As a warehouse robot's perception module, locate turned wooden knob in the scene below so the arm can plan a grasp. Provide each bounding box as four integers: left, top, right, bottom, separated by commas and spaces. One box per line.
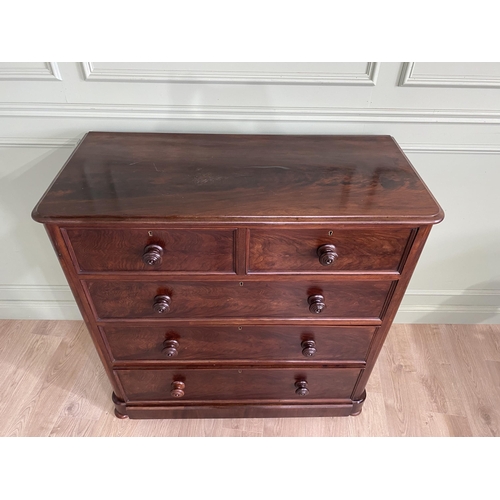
153, 294, 171, 314
308, 294, 325, 314
163, 339, 179, 357
295, 380, 309, 396
317, 244, 338, 266
171, 381, 185, 398
142, 244, 163, 266
301, 340, 317, 357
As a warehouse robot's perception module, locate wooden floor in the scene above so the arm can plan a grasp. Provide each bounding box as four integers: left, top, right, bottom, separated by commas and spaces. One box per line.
0, 320, 499, 436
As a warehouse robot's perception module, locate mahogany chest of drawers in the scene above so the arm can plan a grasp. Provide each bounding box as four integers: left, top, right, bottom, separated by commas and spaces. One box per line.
32, 132, 443, 419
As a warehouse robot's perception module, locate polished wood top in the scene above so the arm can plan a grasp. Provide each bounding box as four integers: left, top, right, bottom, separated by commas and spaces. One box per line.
32, 132, 444, 224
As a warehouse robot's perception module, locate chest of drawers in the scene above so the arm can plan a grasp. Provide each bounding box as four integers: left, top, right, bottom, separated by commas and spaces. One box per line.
32, 132, 443, 419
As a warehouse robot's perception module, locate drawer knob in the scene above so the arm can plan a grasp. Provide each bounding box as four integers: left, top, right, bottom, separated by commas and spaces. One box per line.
317, 244, 338, 266
153, 294, 171, 314
163, 339, 179, 357
142, 244, 164, 266
171, 380, 185, 398
308, 294, 325, 314
301, 340, 317, 357
295, 380, 309, 396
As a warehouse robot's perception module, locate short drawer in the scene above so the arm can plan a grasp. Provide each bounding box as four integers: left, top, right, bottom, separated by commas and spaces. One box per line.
102, 325, 376, 363
64, 228, 235, 273
248, 228, 412, 273
116, 367, 362, 402
86, 279, 394, 320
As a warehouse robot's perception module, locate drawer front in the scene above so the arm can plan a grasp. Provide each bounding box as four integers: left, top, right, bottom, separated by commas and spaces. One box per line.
86, 280, 393, 320
65, 228, 235, 273
117, 368, 362, 402
248, 228, 412, 273
103, 325, 376, 362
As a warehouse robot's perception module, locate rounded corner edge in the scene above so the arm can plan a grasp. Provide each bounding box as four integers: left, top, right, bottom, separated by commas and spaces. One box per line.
430, 207, 445, 225
31, 206, 44, 223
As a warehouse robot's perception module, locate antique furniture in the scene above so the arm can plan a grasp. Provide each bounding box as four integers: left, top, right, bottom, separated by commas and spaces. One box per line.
32, 132, 443, 419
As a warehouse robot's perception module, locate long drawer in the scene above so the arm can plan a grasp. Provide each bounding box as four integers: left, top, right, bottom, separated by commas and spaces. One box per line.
102, 325, 376, 363
85, 279, 394, 320
64, 228, 235, 273
248, 228, 412, 273
116, 367, 362, 402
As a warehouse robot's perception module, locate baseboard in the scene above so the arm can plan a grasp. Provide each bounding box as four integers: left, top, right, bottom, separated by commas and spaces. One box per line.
394, 305, 500, 324
0, 301, 81, 320
0, 285, 81, 320
395, 289, 500, 324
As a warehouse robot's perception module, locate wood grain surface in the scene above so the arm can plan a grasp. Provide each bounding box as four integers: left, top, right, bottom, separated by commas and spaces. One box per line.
1, 320, 498, 436
85, 279, 393, 320
65, 227, 235, 273
31, 133, 444, 224
102, 324, 375, 364
116, 367, 361, 402
248, 227, 412, 273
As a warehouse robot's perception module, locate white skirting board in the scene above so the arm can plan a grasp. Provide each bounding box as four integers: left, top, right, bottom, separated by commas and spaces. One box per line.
394, 305, 500, 324
1, 285, 499, 324
0, 286, 81, 320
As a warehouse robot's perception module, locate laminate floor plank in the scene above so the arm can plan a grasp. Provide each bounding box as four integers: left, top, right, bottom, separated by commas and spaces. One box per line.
1, 320, 499, 437
407, 325, 465, 417
262, 417, 316, 437
440, 325, 500, 436
147, 419, 191, 438
121, 418, 187, 437
0, 322, 65, 436
222, 417, 265, 437
480, 360, 500, 436
380, 368, 431, 436
417, 411, 468, 437
83, 410, 129, 437
178, 418, 262, 437
0, 320, 33, 363
21, 324, 91, 437
486, 325, 500, 361
49, 416, 98, 437
363, 356, 383, 394
377, 331, 433, 436
345, 391, 390, 437
53, 329, 110, 423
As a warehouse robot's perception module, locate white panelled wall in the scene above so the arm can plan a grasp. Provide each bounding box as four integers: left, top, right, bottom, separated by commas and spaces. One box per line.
1, 62, 499, 323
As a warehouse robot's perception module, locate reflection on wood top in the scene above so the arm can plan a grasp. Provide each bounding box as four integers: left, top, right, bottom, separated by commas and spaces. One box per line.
32, 132, 444, 224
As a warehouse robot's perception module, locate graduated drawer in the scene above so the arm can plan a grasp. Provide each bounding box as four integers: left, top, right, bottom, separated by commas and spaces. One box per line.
86, 279, 393, 320
103, 325, 376, 363
248, 228, 412, 273
64, 228, 235, 273
116, 367, 362, 402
